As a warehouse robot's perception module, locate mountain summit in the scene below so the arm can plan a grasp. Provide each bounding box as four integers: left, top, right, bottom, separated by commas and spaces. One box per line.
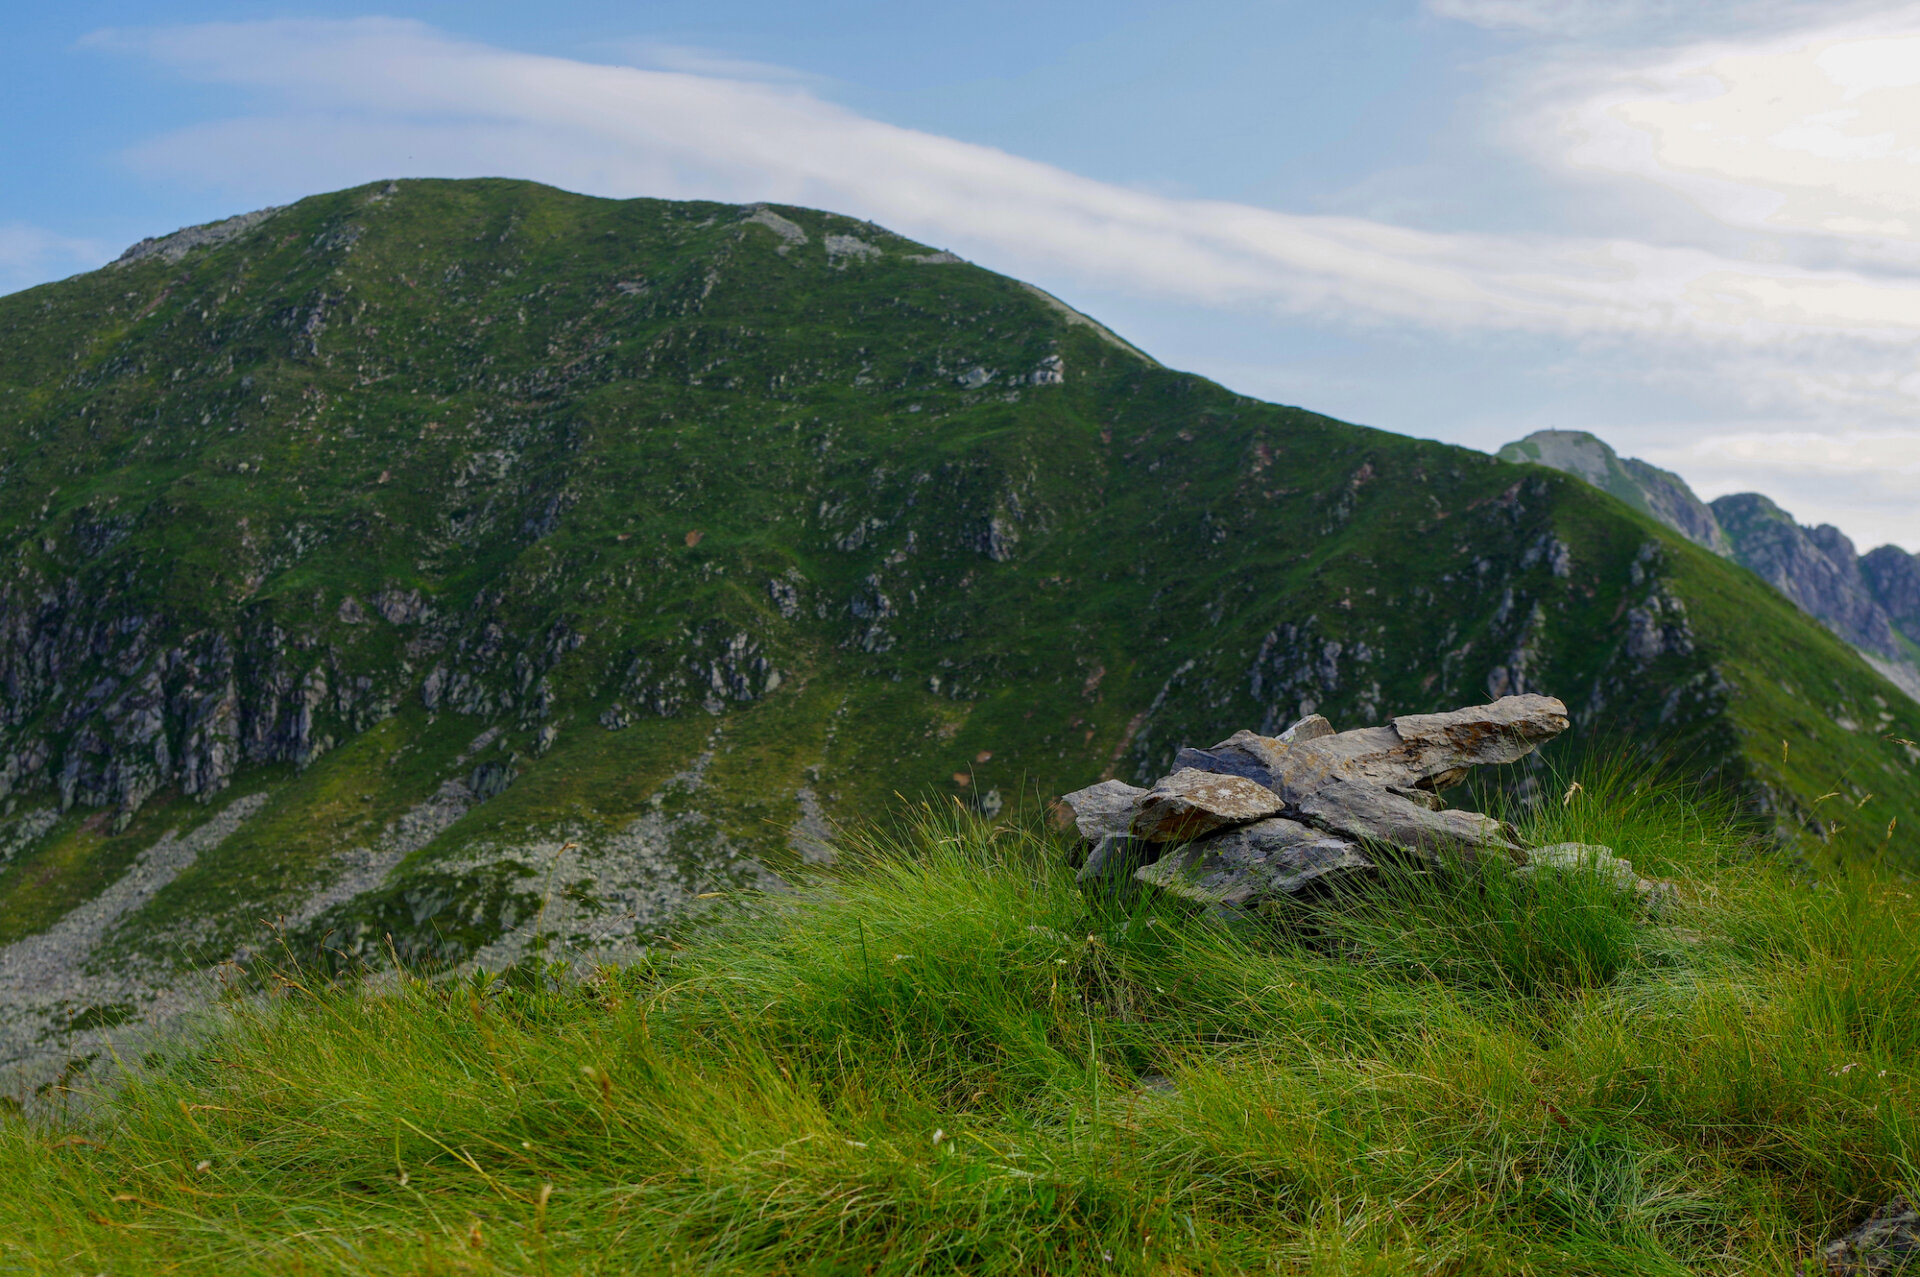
0, 180, 1913, 1073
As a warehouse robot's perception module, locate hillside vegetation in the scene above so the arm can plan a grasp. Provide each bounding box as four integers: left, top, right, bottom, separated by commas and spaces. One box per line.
0, 178, 1914, 1073
2, 769, 1915, 1275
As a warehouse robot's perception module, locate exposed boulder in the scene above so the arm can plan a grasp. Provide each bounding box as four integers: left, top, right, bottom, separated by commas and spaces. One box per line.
1136, 818, 1372, 906
1130, 769, 1286, 843
1292, 780, 1522, 861
1170, 715, 1334, 788
1076, 834, 1159, 896
1518, 842, 1638, 892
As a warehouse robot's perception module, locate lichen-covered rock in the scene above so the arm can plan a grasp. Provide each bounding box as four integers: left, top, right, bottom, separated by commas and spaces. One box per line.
1292, 779, 1523, 861
1135, 817, 1371, 906
1131, 768, 1286, 843
1518, 842, 1639, 891
1271, 695, 1569, 804
1801, 1196, 1919, 1275
1056, 779, 1149, 844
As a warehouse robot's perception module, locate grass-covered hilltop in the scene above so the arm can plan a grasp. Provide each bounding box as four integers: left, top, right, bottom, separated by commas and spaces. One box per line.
0, 178, 1915, 1079
2, 779, 1917, 1273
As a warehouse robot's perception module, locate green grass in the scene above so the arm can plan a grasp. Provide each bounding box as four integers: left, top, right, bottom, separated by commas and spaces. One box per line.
3, 768, 1916, 1274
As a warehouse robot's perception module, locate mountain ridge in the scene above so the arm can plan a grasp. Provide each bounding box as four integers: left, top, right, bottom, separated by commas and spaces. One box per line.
0, 178, 1913, 1076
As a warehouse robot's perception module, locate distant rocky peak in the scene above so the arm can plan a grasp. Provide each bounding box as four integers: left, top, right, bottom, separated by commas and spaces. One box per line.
1501, 431, 1920, 704
1497, 430, 1728, 555
1863, 545, 1920, 646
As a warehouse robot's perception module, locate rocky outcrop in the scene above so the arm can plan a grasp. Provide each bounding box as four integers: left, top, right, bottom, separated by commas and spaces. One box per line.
1130, 769, 1285, 842
112, 206, 282, 268
1059, 694, 1656, 913
1862, 546, 1920, 647
1711, 495, 1901, 659
1137, 818, 1372, 905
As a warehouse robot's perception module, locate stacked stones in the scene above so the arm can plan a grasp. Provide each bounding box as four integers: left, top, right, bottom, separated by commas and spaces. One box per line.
1058, 694, 1659, 910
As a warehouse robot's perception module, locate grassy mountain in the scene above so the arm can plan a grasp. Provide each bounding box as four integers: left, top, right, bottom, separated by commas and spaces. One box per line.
0, 179, 1914, 1071
5, 776, 1918, 1273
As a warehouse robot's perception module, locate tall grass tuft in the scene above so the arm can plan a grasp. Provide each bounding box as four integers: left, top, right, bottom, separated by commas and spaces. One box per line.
0, 772, 1916, 1274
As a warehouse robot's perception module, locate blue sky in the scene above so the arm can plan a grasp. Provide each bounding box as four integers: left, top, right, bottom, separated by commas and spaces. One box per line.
7, 0, 1920, 551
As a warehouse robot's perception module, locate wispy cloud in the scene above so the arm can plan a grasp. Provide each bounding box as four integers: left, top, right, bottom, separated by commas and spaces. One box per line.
78, 15, 1920, 546
0, 223, 109, 296
89, 19, 1920, 343
1558, 5, 1920, 250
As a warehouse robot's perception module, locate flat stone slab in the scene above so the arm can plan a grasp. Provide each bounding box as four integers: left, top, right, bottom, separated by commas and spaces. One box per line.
1272, 695, 1569, 803
1170, 716, 1334, 788
1135, 817, 1373, 906
1131, 768, 1286, 842
1056, 779, 1149, 844
1292, 780, 1523, 861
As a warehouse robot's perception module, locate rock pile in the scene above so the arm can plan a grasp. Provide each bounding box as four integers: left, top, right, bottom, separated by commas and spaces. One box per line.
1058, 694, 1661, 910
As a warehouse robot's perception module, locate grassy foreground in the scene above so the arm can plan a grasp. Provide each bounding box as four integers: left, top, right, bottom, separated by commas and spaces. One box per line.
2, 773, 1916, 1275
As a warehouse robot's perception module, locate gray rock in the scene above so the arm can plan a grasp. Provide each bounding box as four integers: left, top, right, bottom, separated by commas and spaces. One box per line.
1863, 545, 1920, 647
1131, 768, 1286, 843
1801, 1196, 1919, 1275
1518, 842, 1639, 892
1385, 784, 1446, 811
1135, 817, 1372, 906
1057, 779, 1149, 844
1292, 780, 1522, 861
1271, 694, 1568, 804
1498, 430, 1731, 555
372, 588, 429, 625
113, 206, 282, 267
1170, 716, 1334, 788
1277, 714, 1337, 744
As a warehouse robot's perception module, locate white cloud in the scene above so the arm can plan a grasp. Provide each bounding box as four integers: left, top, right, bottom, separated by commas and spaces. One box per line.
91, 18, 1920, 347
1425, 0, 1872, 36
78, 16, 1920, 546
0, 223, 109, 296
1427, 0, 1656, 34
1562, 8, 1920, 245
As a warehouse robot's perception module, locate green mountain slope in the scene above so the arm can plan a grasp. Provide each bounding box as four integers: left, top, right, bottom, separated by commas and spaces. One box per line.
0, 179, 1913, 1067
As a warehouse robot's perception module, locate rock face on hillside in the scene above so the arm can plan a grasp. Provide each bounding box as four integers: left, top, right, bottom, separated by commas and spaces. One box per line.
1062, 694, 1661, 912
1710, 495, 1900, 658
1802, 1195, 1920, 1276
